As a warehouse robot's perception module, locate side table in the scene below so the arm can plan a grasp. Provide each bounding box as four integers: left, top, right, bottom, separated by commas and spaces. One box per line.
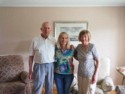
116, 67, 125, 85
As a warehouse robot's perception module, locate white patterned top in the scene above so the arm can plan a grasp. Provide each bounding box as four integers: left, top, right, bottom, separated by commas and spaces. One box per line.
74, 43, 99, 78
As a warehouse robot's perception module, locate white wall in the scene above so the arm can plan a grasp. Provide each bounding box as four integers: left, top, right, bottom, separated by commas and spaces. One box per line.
0, 7, 125, 85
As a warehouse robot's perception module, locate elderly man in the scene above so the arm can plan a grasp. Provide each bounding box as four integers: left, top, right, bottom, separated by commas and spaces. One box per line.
29, 21, 56, 94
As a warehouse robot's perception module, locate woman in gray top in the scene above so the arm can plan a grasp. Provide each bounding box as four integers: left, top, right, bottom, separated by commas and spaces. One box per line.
74, 30, 100, 94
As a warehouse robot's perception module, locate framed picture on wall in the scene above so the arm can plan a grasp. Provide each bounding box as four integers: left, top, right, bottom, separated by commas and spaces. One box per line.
53, 21, 88, 41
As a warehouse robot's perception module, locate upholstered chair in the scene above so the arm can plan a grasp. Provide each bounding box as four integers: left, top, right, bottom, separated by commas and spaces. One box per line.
95, 57, 115, 94
0, 55, 31, 94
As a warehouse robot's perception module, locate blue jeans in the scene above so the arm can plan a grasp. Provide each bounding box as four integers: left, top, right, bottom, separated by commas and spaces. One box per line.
54, 73, 74, 94
33, 63, 54, 94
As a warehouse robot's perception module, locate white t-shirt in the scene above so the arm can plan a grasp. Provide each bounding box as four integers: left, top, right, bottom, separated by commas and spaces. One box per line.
29, 35, 56, 64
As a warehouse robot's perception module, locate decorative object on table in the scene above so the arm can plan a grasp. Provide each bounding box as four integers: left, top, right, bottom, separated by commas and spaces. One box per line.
116, 67, 125, 75
116, 67, 125, 84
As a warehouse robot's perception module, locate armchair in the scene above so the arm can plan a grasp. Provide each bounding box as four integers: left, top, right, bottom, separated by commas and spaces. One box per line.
95, 57, 115, 94
0, 55, 31, 94
71, 57, 115, 94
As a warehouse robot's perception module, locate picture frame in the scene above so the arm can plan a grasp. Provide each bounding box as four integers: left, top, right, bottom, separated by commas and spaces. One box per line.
53, 21, 88, 41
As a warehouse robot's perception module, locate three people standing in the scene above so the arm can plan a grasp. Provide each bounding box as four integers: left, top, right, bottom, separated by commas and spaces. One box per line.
29, 21, 99, 94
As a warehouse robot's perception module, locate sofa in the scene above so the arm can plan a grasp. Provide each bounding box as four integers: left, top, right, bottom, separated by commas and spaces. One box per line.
0, 55, 31, 94
71, 57, 115, 94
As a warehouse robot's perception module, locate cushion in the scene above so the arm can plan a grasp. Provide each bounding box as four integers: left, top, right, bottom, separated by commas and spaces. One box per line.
101, 76, 115, 92
0, 81, 25, 94
70, 74, 79, 93
20, 71, 30, 84
95, 87, 103, 94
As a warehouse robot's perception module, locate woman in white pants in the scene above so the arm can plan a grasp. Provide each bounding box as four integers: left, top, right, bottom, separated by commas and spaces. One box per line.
74, 30, 100, 94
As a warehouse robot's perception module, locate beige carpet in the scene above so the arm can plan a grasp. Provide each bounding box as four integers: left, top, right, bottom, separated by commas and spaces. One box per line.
110, 90, 116, 94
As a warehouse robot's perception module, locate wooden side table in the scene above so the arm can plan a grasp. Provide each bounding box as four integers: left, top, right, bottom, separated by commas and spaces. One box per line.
116, 67, 125, 85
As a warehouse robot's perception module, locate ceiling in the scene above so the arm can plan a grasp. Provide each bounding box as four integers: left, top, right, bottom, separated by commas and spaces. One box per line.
0, 0, 125, 7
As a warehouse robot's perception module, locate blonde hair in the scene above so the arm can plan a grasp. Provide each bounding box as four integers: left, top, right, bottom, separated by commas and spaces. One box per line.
56, 32, 70, 49
78, 30, 91, 42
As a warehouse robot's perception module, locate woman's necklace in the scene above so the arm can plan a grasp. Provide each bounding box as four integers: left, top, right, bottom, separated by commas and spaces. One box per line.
61, 46, 67, 53
82, 44, 89, 52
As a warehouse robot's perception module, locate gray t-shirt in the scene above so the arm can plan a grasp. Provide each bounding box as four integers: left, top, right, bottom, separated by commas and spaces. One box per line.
74, 43, 99, 78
